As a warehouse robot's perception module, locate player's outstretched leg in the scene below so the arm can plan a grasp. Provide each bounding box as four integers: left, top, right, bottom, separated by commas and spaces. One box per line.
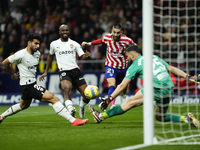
186, 112, 200, 128
71, 119, 89, 126
89, 105, 103, 123
0, 103, 22, 124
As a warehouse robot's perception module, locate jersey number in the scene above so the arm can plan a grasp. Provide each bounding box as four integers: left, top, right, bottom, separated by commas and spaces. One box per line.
107, 68, 114, 74
153, 57, 166, 75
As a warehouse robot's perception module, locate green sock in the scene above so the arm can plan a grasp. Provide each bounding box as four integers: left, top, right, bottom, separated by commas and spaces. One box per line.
104, 105, 125, 118
164, 113, 181, 122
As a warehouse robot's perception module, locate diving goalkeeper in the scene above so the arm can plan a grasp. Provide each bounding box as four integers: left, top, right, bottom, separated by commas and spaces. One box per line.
89, 45, 200, 128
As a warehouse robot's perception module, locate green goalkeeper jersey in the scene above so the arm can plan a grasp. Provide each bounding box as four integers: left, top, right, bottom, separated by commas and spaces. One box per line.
125, 55, 174, 88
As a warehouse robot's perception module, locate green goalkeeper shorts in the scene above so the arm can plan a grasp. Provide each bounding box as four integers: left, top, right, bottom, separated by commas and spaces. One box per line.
141, 87, 173, 108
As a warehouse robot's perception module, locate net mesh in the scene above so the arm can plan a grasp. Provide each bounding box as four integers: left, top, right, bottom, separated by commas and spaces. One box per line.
153, 0, 200, 144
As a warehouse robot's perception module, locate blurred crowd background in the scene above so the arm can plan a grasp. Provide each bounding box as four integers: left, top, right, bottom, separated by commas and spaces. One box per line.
0, 0, 142, 71
0, 0, 200, 94
0, 0, 142, 94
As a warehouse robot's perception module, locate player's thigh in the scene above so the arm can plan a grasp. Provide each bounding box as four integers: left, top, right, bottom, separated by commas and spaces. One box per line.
40, 90, 58, 104
121, 90, 143, 111
73, 74, 88, 97
105, 66, 117, 86
154, 88, 172, 115
116, 68, 127, 85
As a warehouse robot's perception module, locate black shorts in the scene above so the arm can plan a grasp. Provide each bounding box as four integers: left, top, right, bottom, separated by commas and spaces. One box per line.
20, 82, 46, 100
59, 68, 86, 88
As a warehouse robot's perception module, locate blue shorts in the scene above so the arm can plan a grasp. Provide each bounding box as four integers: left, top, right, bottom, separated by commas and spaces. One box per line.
105, 66, 127, 85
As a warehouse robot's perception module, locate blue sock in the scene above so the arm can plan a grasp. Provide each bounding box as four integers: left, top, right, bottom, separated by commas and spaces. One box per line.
108, 86, 115, 96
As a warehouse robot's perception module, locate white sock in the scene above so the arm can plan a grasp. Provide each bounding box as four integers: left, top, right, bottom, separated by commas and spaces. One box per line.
53, 101, 75, 123
80, 100, 88, 108
99, 113, 104, 120
1, 103, 22, 119
65, 100, 73, 110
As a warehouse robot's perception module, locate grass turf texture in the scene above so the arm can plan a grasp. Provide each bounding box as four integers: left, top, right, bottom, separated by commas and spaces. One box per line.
0, 105, 199, 150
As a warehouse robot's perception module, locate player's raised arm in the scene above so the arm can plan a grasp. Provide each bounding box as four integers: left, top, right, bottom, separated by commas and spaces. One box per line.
166, 65, 187, 78
81, 39, 103, 48
166, 65, 200, 83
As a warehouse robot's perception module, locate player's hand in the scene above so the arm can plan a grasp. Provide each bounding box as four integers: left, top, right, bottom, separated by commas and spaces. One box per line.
11, 72, 19, 80
186, 74, 200, 84
39, 72, 47, 81
85, 50, 91, 58
98, 96, 113, 111
81, 41, 89, 48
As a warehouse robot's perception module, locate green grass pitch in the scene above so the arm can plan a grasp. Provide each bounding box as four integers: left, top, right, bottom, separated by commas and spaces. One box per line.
0, 105, 200, 150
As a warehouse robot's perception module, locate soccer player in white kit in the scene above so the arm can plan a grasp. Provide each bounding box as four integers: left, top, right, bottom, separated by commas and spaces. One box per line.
0, 33, 89, 126
39, 24, 91, 119
81, 24, 136, 109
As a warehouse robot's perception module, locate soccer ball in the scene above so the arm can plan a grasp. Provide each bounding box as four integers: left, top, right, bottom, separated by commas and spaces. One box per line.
84, 85, 100, 99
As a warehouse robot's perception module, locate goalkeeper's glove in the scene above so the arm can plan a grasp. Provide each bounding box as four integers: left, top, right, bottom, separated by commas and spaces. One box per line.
185, 74, 200, 83
98, 96, 114, 111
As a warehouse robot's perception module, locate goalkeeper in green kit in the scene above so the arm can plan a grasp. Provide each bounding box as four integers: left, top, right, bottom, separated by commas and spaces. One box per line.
89, 45, 200, 128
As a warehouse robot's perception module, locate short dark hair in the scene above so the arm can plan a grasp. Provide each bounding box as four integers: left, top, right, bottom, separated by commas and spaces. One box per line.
113, 24, 122, 30
126, 45, 142, 55
27, 33, 43, 42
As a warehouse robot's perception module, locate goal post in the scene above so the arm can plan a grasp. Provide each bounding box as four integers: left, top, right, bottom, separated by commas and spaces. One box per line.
143, 0, 155, 146
143, 0, 200, 146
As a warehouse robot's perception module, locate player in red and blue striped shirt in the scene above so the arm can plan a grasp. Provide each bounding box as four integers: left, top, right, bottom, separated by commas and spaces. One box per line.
82, 24, 136, 109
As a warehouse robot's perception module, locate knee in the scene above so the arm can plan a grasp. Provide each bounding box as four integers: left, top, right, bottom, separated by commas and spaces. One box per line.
20, 104, 30, 110
51, 95, 59, 104
62, 86, 71, 94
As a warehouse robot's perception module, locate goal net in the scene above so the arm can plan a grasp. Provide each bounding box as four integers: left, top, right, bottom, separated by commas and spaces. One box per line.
153, 0, 200, 144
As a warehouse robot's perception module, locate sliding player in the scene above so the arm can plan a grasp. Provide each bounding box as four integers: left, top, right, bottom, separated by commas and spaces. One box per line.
89, 45, 200, 128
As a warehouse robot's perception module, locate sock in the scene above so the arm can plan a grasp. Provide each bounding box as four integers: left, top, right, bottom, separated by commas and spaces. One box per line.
65, 100, 73, 110
103, 105, 125, 119
164, 113, 182, 122
53, 101, 75, 123
108, 86, 116, 106
80, 100, 88, 108
1, 103, 22, 119
180, 115, 189, 123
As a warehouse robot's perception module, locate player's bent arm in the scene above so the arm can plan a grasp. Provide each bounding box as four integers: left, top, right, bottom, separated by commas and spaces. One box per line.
111, 78, 131, 99
2, 58, 14, 75
166, 65, 187, 78
2, 58, 18, 79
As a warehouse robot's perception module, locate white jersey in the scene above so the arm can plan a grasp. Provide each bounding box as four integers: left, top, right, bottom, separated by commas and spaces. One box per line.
50, 38, 84, 71
8, 48, 40, 85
